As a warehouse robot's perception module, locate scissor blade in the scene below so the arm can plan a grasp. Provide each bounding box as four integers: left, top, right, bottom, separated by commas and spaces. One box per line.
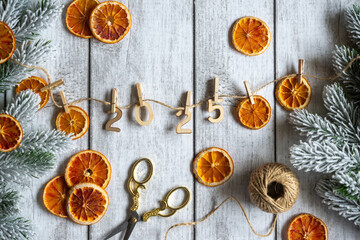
103, 220, 129, 240
123, 220, 137, 240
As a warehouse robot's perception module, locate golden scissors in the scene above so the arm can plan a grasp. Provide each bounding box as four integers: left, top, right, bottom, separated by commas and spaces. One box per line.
104, 158, 191, 240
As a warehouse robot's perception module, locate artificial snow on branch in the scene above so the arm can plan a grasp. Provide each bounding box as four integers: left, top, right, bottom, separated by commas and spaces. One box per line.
345, 4, 360, 48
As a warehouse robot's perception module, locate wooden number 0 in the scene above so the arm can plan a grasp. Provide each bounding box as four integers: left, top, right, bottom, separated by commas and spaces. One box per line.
176, 91, 192, 134
105, 107, 122, 132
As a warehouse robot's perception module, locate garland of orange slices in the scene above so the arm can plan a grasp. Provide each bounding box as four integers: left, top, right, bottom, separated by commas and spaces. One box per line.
0, 1, 347, 238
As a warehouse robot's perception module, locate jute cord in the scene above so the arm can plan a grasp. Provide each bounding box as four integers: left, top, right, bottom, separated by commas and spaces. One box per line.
164, 196, 278, 240
10, 55, 360, 112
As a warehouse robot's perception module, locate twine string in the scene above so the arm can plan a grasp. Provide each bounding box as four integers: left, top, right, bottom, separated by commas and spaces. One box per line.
164, 196, 278, 240
10, 55, 360, 112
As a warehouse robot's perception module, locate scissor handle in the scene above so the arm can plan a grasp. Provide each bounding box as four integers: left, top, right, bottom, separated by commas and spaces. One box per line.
131, 158, 154, 184
162, 186, 191, 211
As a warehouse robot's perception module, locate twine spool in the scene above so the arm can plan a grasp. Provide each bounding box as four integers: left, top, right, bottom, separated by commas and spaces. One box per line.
249, 162, 299, 214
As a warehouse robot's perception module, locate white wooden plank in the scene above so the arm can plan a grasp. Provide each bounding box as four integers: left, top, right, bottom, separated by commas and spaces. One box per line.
16, 2, 89, 239
276, 0, 360, 239
194, 1, 276, 240
88, 0, 194, 239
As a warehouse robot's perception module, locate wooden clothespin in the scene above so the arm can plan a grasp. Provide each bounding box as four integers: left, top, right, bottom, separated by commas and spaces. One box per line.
208, 77, 224, 123
134, 83, 153, 126
60, 91, 69, 113
40, 79, 64, 92
176, 91, 192, 134
298, 59, 304, 84
244, 81, 254, 105
136, 83, 144, 107
109, 88, 118, 113
213, 77, 222, 103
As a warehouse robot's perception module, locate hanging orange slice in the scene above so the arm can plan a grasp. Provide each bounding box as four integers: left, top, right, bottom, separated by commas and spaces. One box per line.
193, 147, 234, 187
67, 183, 109, 225
64, 150, 111, 189
0, 114, 23, 152
89, 1, 132, 44
43, 176, 69, 218
65, 0, 100, 38
232, 16, 271, 56
236, 95, 271, 130
0, 21, 16, 64
288, 213, 328, 240
55, 106, 89, 140
275, 76, 312, 111
16, 76, 50, 109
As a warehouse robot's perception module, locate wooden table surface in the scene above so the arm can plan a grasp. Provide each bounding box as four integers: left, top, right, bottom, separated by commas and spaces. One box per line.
8, 0, 360, 239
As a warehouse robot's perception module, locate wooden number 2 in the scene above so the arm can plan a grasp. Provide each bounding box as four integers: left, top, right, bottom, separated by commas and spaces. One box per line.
176, 91, 192, 134
105, 107, 122, 132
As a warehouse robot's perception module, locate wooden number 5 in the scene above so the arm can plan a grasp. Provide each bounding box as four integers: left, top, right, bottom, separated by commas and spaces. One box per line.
176, 91, 192, 134
208, 99, 224, 123
105, 107, 122, 132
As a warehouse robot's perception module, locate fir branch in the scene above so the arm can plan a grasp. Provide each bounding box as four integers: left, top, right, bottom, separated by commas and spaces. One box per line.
0, 183, 19, 217
19, 129, 72, 155
0, 151, 55, 183
333, 169, 360, 201
345, 4, 360, 48
323, 83, 360, 142
332, 46, 360, 105
0, 217, 33, 240
290, 140, 360, 173
0, 40, 51, 92
14, 0, 62, 41
316, 178, 360, 226
0, 0, 26, 30
2, 90, 40, 128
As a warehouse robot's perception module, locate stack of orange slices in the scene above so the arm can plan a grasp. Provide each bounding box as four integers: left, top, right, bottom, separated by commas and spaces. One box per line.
65, 0, 132, 44
43, 150, 111, 225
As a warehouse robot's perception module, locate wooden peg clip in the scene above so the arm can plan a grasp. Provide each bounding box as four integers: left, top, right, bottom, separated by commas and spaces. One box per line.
208, 77, 224, 123
244, 81, 254, 105
109, 88, 118, 113
134, 83, 153, 126
136, 83, 144, 107
60, 91, 69, 113
298, 59, 304, 84
176, 91, 192, 134
40, 79, 64, 92
213, 77, 221, 103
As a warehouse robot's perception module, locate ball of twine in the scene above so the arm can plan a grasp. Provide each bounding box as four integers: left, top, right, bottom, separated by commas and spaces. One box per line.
249, 162, 299, 214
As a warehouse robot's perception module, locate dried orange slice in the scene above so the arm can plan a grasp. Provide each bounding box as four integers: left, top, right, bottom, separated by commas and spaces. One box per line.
236, 96, 271, 130
276, 76, 312, 111
43, 176, 69, 218
65, 150, 111, 189
89, 1, 132, 44
288, 213, 328, 240
193, 147, 234, 187
0, 21, 16, 64
65, 0, 100, 38
232, 16, 271, 56
67, 183, 109, 225
55, 106, 89, 140
0, 114, 23, 152
16, 76, 50, 109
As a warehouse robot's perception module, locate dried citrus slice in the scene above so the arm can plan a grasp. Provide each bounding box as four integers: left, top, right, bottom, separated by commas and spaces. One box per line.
43, 176, 69, 218
0, 21, 16, 64
275, 76, 312, 111
193, 147, 234, 187
55, 106, 89, 140
65, 150, 111, 189
232, 16, 271, 56
288, 213, 328, 240
67, 183, 109, 225
0, 114, 23, 152
236, 95, 271, 130
16, 76, 50, 109
65, 0, 100, 38
89, 1, 132, 44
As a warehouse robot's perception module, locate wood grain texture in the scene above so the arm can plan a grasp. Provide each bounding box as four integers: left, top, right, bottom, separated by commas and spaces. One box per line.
193, 0, 276, 239
0, 0, 359, 239
275, 0, 360, 239
88, 0, 194, 239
